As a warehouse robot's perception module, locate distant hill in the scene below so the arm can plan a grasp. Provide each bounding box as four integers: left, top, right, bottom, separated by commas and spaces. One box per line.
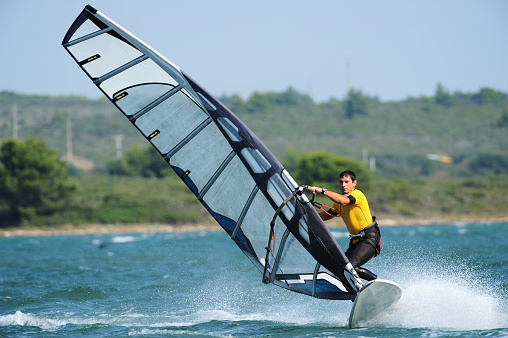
1, 87, 507, 177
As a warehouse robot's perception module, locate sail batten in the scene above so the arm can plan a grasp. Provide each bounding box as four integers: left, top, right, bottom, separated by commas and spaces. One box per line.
62, 5, 362, 302
93, 55, 149, 85
129, 84, 184, 121
63, 27, 112, 47
231, 186, 259, 239
163, 117, 213, 160
197, 151, 236, 201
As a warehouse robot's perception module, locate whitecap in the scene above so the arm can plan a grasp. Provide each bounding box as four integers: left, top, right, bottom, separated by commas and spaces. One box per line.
0, 311, 65, 330
111, 236, 139, 243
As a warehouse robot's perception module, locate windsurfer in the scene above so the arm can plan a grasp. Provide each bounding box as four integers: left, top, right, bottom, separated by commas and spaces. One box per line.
308, 170, 380, 281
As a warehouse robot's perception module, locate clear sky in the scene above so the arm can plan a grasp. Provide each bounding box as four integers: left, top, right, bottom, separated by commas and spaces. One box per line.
1, 0, 507, 102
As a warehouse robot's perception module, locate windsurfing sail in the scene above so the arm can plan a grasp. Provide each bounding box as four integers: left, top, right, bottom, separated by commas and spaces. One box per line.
62, 5, 363, 300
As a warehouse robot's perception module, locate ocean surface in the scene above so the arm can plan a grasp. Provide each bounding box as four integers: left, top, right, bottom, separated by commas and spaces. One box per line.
1, 222, 507, 337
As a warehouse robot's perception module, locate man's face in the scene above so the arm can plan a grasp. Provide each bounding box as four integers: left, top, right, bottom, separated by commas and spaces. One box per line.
339, 175, 357, 194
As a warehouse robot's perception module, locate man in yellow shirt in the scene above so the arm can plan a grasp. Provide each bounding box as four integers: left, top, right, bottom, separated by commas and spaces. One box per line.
308, 170, 380, 281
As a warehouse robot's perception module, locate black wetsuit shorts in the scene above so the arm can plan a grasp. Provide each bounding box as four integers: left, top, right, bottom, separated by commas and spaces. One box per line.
345, 222, 381, 281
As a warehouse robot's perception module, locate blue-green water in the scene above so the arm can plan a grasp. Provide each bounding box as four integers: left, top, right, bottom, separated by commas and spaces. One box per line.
1, 223, 507, 337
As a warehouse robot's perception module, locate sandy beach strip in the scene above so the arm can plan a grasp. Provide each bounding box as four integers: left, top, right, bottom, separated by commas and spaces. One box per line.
1, 215, 508, 238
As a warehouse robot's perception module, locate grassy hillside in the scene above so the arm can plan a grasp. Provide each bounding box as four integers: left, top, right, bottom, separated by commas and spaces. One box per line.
1, 88, 507, 228
1, 174, 506, 228
236, 95, 508, 178
1, 89, 506, 178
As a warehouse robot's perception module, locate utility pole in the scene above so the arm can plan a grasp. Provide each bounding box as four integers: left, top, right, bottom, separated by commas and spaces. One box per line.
346, 57, 352, 91
113, 134, 124, 158
66, 119, 73, 161
363, 148, 368, 166
12, 104, 18, 139
369, 156, 376, 171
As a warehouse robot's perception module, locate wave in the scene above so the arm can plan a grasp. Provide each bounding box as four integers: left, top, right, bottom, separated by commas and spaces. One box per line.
0, 311, 68, 330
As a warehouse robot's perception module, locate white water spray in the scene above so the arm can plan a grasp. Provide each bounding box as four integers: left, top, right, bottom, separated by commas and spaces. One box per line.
379, 255, 507, 330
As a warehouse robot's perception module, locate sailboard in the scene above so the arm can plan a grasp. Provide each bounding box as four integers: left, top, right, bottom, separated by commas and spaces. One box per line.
348, 279, 402, 328
62, 5, 365, 304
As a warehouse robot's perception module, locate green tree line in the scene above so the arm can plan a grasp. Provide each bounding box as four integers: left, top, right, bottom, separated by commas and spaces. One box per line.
1, 137, 508, 228
1, 84, 508, 227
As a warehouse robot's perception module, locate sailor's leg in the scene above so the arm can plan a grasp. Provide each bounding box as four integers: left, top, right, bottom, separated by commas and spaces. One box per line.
345, 241, 378, 281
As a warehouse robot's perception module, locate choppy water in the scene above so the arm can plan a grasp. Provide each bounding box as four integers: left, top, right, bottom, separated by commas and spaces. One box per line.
1, 223, 507, 337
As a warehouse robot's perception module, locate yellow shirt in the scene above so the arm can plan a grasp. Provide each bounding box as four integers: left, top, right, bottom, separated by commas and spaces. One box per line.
332, 189, 373, 235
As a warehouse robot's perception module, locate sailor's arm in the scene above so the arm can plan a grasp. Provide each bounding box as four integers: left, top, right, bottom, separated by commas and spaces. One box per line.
307, 186, 352, 205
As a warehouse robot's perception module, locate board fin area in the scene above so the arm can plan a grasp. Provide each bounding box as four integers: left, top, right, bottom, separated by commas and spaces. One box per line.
348, 279, 402, 328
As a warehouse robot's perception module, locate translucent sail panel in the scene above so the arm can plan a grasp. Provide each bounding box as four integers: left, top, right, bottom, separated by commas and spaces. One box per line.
277, 234, 316, 275
170, 124, 232, 195
202, 156, 257, 229
267, 174, 296, 223
241, 147, 271, 174
67, 32, 143, 79
68, 18, 101, 41
114, 83, 173, 117
100, 59, 178, 99
274, 237, 350, 298
240, 191, 287, 270
135, 91, 209, 153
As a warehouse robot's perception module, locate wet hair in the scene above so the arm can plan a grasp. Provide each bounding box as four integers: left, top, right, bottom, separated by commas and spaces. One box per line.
339, 170, 357, 182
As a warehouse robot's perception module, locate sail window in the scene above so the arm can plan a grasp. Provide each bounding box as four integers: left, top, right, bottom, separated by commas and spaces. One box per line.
267, 174, 295, 222
197, 92, 217, 111
241, 148, 271, 174
298, 217, 310, 244
217, 117, 241, 142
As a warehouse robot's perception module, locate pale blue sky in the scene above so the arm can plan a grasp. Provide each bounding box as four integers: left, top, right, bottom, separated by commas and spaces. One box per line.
1, 0, 507, 102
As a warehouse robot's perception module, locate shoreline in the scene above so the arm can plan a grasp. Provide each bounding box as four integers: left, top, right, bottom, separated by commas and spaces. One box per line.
1, 215, 508, 238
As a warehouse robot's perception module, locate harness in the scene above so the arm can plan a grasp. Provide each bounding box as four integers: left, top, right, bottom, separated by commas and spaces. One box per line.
348, 220, 377, 239
349, 217, 381, 256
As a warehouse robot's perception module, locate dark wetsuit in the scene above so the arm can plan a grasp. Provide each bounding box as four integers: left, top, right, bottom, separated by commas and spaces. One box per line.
331, 189, 381, 281
344, 222, 381, 280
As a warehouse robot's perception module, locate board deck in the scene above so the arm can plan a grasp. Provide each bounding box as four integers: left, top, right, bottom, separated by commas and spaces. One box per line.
348, 279, 402, 328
